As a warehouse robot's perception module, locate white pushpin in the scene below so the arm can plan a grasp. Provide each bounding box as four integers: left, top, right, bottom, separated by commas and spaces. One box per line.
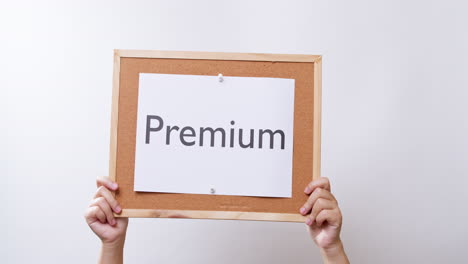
218, 73, 223, 83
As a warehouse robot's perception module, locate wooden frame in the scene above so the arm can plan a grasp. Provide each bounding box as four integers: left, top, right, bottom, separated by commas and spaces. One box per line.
109, 50, 322, 222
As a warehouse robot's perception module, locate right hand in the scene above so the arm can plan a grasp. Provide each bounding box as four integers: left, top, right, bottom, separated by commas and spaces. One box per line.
84, 177, 128, 246
301, 177, 343, 249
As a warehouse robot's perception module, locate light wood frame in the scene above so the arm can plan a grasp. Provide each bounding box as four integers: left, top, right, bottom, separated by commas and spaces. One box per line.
109, 50, 322, 222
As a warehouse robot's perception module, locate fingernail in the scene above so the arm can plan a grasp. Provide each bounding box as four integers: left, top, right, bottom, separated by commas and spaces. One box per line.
304, 187, 311, 193
112, 183, 118, 189
300, 207, 306, 214
115, 205, 121, 213
306, 218, 312, 225
111, 219, 116, 225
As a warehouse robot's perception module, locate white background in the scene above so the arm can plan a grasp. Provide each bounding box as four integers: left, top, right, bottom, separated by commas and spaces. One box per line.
2, 0, 467, 263
135, 74, 294, 197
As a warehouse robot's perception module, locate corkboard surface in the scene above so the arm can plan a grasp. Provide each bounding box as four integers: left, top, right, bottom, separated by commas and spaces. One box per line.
115, 57, 315, 214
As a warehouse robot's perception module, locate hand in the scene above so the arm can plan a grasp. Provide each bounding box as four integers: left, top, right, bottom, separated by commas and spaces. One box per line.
300, 177, 349, 263
84, 177, 128, 247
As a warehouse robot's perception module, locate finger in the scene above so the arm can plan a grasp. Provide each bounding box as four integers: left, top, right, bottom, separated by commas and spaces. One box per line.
94, 186, 121, 213
315, 208, 342, 227
308, 198, 336, 225
304, 177, 331, 194
94, 207, 107, 224
300, 187, 336, 215
91, 197, 116, 225
85, 206, 107, 224
96, 176, 118, 191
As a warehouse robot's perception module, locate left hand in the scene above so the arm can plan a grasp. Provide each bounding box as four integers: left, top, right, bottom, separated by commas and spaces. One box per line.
300, 177, 343, 249
84, 177, 128, 247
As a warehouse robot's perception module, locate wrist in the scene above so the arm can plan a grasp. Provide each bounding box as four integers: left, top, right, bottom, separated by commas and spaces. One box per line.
102, 239, 125, 251
319, 240, 349, 264
100, 240, 125, 264
319, 239, 343, 254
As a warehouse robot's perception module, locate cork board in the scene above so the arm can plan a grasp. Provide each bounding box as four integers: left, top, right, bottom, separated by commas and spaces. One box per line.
109, 50, 322, 222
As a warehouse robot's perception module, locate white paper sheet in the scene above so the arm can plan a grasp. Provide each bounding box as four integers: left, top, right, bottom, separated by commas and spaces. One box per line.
134, 73, 295, 197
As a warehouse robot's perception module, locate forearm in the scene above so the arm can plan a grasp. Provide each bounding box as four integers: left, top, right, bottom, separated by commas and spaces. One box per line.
319, 240, 349, 264
98, 241, 124, 264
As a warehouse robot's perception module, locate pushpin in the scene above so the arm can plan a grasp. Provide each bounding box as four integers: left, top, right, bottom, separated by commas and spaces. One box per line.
218, 73, 223, 82
210, 187, 216, 194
